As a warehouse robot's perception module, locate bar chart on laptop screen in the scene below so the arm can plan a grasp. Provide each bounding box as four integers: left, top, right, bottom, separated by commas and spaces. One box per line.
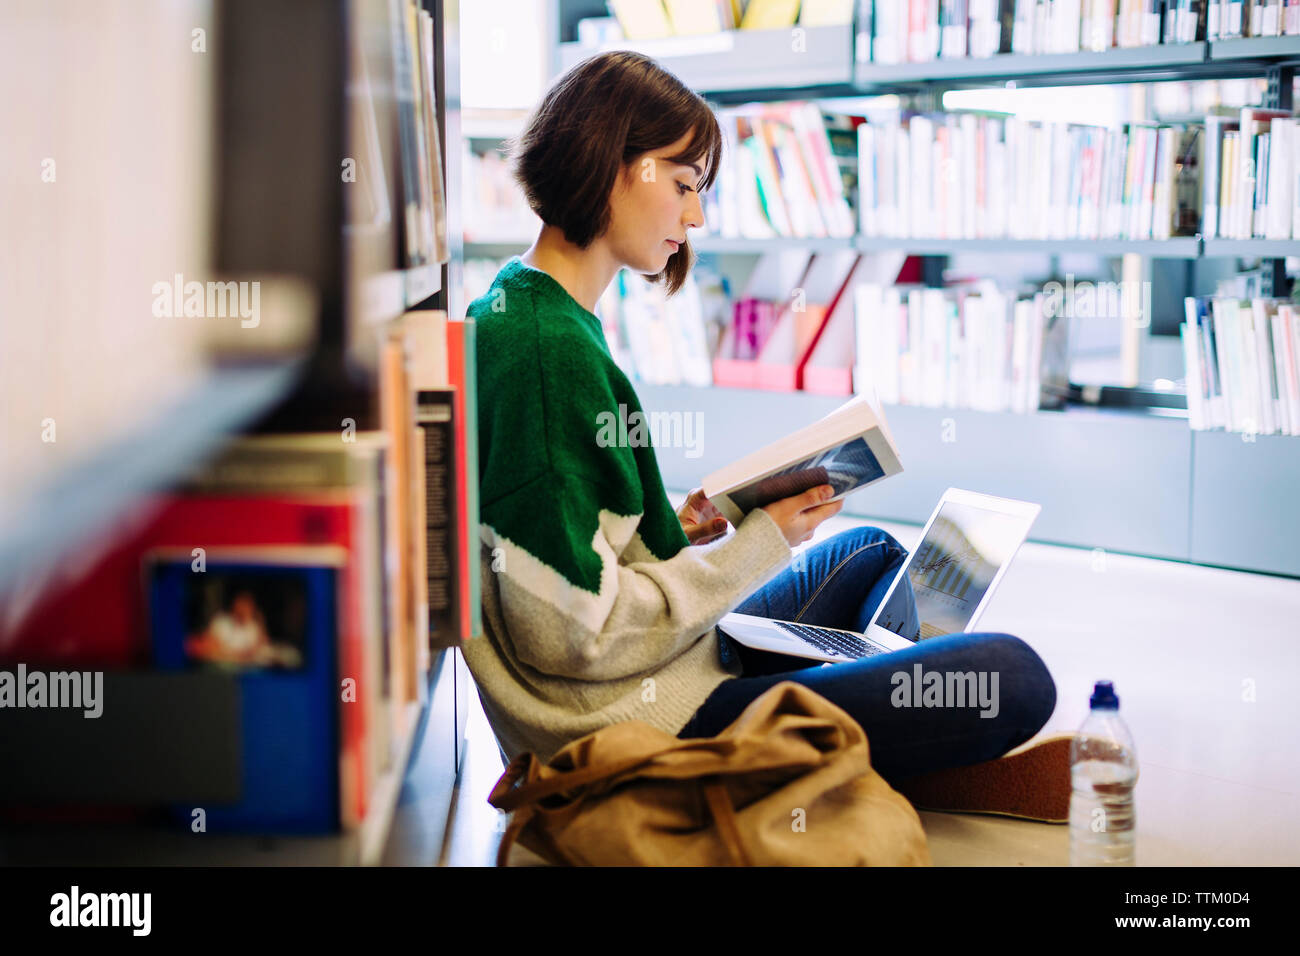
876, 502, 1026, 641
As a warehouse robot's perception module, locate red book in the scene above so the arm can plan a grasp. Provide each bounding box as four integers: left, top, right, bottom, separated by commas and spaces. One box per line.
445, 318, 480, 644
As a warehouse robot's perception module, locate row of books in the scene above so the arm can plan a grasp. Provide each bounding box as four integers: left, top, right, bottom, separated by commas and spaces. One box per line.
473, 92, 1299, 245
732, 253, 1081, 414
1207, 0, 1300, 37
350, 0, 449, 268
1202, 109, 1300, 238
1182, 294, 1300, 433
0, 313, 481, 835
462, 144, 541, 243
594, 264, 725, 388
703, 103, 860, 240
857, 111, 1203, 241
854, 281, 1071, 413
866, 0, 1208, 62
598, 0, 853, 41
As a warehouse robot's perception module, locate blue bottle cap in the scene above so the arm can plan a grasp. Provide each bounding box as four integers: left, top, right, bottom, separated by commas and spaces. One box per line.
1090, 680, 1119, 709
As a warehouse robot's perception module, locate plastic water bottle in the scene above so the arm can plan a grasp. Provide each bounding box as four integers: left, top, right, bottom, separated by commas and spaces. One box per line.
1069, 681, 1138, 866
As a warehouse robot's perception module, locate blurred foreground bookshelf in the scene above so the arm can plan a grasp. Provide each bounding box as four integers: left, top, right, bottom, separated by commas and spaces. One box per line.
0, 0, 471, 865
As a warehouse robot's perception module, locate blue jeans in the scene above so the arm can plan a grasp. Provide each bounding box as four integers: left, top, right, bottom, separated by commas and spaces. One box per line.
676, 527, 1057, 784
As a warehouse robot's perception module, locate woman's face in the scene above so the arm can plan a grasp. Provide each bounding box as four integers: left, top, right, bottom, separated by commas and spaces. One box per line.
604, 130, 707, 276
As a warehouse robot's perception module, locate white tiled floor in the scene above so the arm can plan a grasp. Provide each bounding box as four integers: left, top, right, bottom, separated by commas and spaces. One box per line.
440, 491, 1300, 866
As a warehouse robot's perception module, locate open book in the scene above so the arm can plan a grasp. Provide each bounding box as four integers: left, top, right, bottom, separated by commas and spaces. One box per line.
701, 391, 903, 528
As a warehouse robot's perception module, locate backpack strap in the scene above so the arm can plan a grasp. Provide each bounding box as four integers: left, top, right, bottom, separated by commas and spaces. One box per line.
702, 777, 751, 866
489, 749, 661, 812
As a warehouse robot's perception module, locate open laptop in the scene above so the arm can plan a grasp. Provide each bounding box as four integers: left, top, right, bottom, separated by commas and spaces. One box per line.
718, 488, 1041, 664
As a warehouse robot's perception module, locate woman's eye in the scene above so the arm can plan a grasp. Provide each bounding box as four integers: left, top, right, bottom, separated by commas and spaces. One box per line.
677, 182, 693, 195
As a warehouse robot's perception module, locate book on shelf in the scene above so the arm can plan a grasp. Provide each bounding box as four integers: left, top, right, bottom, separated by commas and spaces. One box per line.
703, 103, 860, 241
596, 268, 717, 387
380, 333, 419, 710
1201, 107, 1299, 239
864, 0, 1209, 60
854, 279, 1071, 413
445, 319, 482, 646
857, 110, 1203, 241
701, 392, 904, 527
417, 5, 450, 265
805, 251, 909, 394
1208, 0, 1300, 38
598, 0, 851, 42
1182, 294, 1300, 434
741, 0, 803, 30
663, 0, 727, 34
413, 388, 460, 650
146, 546, 347, 833
462, 143, 541, 242
390, 0, 449, 270
0, 438, 390, 832
170, 435, 393, 833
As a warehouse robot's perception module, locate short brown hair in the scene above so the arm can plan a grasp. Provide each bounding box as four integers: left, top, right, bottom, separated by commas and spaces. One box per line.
504, 51, 722, 296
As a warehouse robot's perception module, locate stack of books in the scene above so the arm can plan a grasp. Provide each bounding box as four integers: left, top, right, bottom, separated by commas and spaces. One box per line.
854, 281, 1071, 414
1200, 107, 1300, 239
858, 111, 1203, 241
1182, 294, 1300, 434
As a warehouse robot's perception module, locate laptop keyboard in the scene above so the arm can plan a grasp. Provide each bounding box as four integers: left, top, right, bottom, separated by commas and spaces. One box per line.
773, 621, 885, 660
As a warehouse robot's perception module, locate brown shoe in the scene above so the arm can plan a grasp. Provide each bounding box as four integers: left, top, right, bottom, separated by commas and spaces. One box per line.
891, 733, 1074, 824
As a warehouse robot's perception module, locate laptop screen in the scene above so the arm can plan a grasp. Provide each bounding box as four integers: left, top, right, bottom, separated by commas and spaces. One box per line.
873, 498, 1035, 642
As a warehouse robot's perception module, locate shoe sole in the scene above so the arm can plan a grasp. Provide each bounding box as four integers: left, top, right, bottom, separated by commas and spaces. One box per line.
892, 733, 1074, 824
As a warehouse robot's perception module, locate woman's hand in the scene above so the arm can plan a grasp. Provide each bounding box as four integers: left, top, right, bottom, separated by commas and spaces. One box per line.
760, 484, 843, 548
676, 487, 729, 545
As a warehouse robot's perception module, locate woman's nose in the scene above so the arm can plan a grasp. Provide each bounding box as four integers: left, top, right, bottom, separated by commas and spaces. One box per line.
685, 191, 704, 231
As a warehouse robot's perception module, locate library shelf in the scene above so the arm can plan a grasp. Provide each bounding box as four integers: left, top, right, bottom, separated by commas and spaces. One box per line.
854, 236, 1203, 258
1200, 238, 1300, 258
462, 238, 531, 259
0, 361, 304, 600
695, 235, 857, 254
854, 42, 1210, 90
467, 237, 1209, 259
1208, 35, 1300, 61
557, 23, 858, 102
361, 265, 444, 325
557, 29, 1300, 103
403, 262, 443, 306
634, 381, 1299, 576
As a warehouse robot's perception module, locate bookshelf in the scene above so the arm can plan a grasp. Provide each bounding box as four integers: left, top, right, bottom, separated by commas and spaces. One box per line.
558, 22, 859, 100
635, 382, 1299, 577
533, 3, 1300, 576
558, 31, 1300, 102
0, 0, 471, 865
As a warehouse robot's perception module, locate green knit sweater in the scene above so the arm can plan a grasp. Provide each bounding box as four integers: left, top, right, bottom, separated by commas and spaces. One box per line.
464, 257, 793, 764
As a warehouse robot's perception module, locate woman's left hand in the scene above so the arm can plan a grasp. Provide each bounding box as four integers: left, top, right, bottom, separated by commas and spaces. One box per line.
677, 487, 729, 545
